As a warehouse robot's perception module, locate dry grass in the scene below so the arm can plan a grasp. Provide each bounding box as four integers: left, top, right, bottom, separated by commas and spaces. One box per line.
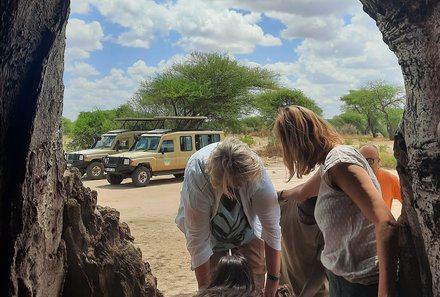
247, 134, 397, 169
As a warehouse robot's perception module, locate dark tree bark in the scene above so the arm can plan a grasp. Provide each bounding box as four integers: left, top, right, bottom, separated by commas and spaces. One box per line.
0, 0, 70, 295
0, 1, 163, 296
360, 1, 440, 296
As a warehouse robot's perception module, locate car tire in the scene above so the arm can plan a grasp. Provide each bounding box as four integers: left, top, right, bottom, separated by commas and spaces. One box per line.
86, 162, 105, 179
106, 173, 124, 185
132, 166, 151, 187
173, 173, 184, 179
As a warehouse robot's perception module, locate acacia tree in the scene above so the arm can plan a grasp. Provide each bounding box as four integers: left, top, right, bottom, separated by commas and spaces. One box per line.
131, 52, 279, 129
367, 80, 405, 139
341, 88, 381, 136
361, 1, 440, 296
341, 81, 404, 138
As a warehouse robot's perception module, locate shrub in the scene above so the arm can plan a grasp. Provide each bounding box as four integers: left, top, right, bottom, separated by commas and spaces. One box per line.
240, 134, 255, 146
380, 152, 397, 169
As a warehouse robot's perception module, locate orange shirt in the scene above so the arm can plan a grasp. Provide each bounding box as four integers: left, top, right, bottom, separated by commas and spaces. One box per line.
376, 168, 402, 209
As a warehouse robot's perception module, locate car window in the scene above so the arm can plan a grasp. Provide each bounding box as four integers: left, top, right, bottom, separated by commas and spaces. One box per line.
180, 136, 193, 151
195, 134, 220, 150
160, 140, 174, 152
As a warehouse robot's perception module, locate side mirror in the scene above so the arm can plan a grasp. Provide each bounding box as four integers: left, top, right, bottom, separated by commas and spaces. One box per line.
160, 147, 168, 154
114, 140, 120, 152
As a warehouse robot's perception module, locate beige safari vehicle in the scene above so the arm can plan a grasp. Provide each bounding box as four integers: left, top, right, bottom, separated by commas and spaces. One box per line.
65, 129, 148, 179
65, 118, 160, 179
103, 128, 225, 186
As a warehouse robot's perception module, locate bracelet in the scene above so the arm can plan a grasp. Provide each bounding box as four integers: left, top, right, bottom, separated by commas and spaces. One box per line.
277, 190, 284, 202
267, 273, 280, 281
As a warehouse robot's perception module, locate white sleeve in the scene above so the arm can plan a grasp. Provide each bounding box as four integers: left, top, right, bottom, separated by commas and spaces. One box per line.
252, 170, 281, 250
180, 160, 214, 269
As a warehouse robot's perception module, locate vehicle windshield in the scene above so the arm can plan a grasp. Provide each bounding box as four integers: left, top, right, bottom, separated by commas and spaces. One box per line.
132, 136, 160, 151
92, 135, 116, 149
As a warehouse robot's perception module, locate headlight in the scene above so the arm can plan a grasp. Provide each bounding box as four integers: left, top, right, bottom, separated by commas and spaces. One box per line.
79, 155, 84, 160
104, 157, 109, 164
123, 158, 130, 165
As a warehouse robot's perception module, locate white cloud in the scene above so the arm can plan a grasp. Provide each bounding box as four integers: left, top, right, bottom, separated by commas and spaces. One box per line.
70, 0, 93, 14
171, 1, 281, 53
256, 7, 403, 118
65, 62, 99, 77
274, 13, 344, 41
227, 0, 359, 17
63, 60, 159, 120
84, 0, 281, 53
65, 18, 104, 60
127, 60, 157, 81
90, 0, 170, 48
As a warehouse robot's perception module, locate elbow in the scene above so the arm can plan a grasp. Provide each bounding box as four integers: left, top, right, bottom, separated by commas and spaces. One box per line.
376, 219, 399, 241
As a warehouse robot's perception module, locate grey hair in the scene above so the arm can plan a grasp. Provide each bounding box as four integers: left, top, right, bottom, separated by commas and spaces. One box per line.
206, 137, 263, 198
360, 143, 379, 154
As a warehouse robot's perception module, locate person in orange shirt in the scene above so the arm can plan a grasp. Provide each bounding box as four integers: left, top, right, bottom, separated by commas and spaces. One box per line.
360, 144, 402, 209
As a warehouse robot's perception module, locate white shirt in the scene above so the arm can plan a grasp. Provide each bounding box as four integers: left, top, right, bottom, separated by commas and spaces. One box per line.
315, 145, 381, 284
175, 142, 281, 269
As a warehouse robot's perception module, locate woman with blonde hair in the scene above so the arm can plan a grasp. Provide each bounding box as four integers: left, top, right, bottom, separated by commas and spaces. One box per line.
176, 137, 281, 297
274, 106, 399, 297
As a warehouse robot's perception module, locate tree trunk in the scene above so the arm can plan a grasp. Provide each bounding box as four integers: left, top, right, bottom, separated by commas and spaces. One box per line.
0, 1, 163, 296
360, 1, 440, 296
0, 0, 70, 295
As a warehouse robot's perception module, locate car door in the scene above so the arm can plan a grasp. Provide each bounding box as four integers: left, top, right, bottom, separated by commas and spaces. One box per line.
156, 137, 179, 171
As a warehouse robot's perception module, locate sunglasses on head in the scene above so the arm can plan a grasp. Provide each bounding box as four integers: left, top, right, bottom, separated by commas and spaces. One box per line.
366, 157, 378, 165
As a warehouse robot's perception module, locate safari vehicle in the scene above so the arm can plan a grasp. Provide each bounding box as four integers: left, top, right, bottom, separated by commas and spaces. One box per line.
103, 124, 224, 187
65, 118, 161, 179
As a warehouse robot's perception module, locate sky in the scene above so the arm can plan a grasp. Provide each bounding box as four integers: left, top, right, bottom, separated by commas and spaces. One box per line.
64, 0, 404, 121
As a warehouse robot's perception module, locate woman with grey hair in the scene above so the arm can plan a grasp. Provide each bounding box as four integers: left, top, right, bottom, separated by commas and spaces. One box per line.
176, 137, 281, 297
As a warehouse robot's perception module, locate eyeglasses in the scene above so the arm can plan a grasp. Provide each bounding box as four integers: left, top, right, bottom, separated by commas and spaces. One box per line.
365, 157, 378, 165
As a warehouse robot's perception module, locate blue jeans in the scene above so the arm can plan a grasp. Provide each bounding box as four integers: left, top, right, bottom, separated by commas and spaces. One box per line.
326, 270, 378, 297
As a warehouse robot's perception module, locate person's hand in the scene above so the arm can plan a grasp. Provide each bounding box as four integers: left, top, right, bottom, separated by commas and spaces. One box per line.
277, 190, 285, 202
263, 277, 279, 297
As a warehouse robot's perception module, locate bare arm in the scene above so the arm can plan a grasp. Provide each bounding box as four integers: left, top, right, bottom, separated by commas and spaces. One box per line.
330, 163, 398, 297
264, 242, 281, 297
280, 170, 321, 201
195, 260, 211, 290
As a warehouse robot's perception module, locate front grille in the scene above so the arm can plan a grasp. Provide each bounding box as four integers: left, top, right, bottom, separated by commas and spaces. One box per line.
66, 154, 81, 161
106, 156, 124, 166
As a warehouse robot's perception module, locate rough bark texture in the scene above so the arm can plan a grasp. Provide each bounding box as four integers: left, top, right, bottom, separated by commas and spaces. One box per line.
62, 170, 163, 297
360, 1, 440, 296
0, 0, 70, 295
0, 0, 163, 296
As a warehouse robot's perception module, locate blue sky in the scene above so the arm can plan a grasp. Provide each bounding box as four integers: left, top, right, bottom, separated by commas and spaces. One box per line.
64, 0, 404, 121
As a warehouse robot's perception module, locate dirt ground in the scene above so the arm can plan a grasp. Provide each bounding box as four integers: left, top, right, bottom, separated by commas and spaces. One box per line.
82, 156, 402, 297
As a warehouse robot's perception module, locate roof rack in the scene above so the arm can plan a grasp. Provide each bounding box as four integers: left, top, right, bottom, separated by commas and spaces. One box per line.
114, 118, 163, 130
114, 116, 207, 131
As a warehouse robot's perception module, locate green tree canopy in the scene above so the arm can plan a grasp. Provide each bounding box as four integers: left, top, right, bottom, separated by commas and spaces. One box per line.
329, 112, 368, 134
130, 52, 279, 129
253, 88, 322, 127
340, 80, 404, 138
61, 117, 74, 136
70, 110, 119, 150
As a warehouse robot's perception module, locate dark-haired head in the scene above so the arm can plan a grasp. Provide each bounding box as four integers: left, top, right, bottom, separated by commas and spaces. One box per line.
208, 254, 255, 291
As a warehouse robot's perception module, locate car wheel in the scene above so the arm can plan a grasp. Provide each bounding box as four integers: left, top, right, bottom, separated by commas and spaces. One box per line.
173, 173, 184, 179
132, 166, 151, 187
86, 162, 104, 179
106, 173, 124, 185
